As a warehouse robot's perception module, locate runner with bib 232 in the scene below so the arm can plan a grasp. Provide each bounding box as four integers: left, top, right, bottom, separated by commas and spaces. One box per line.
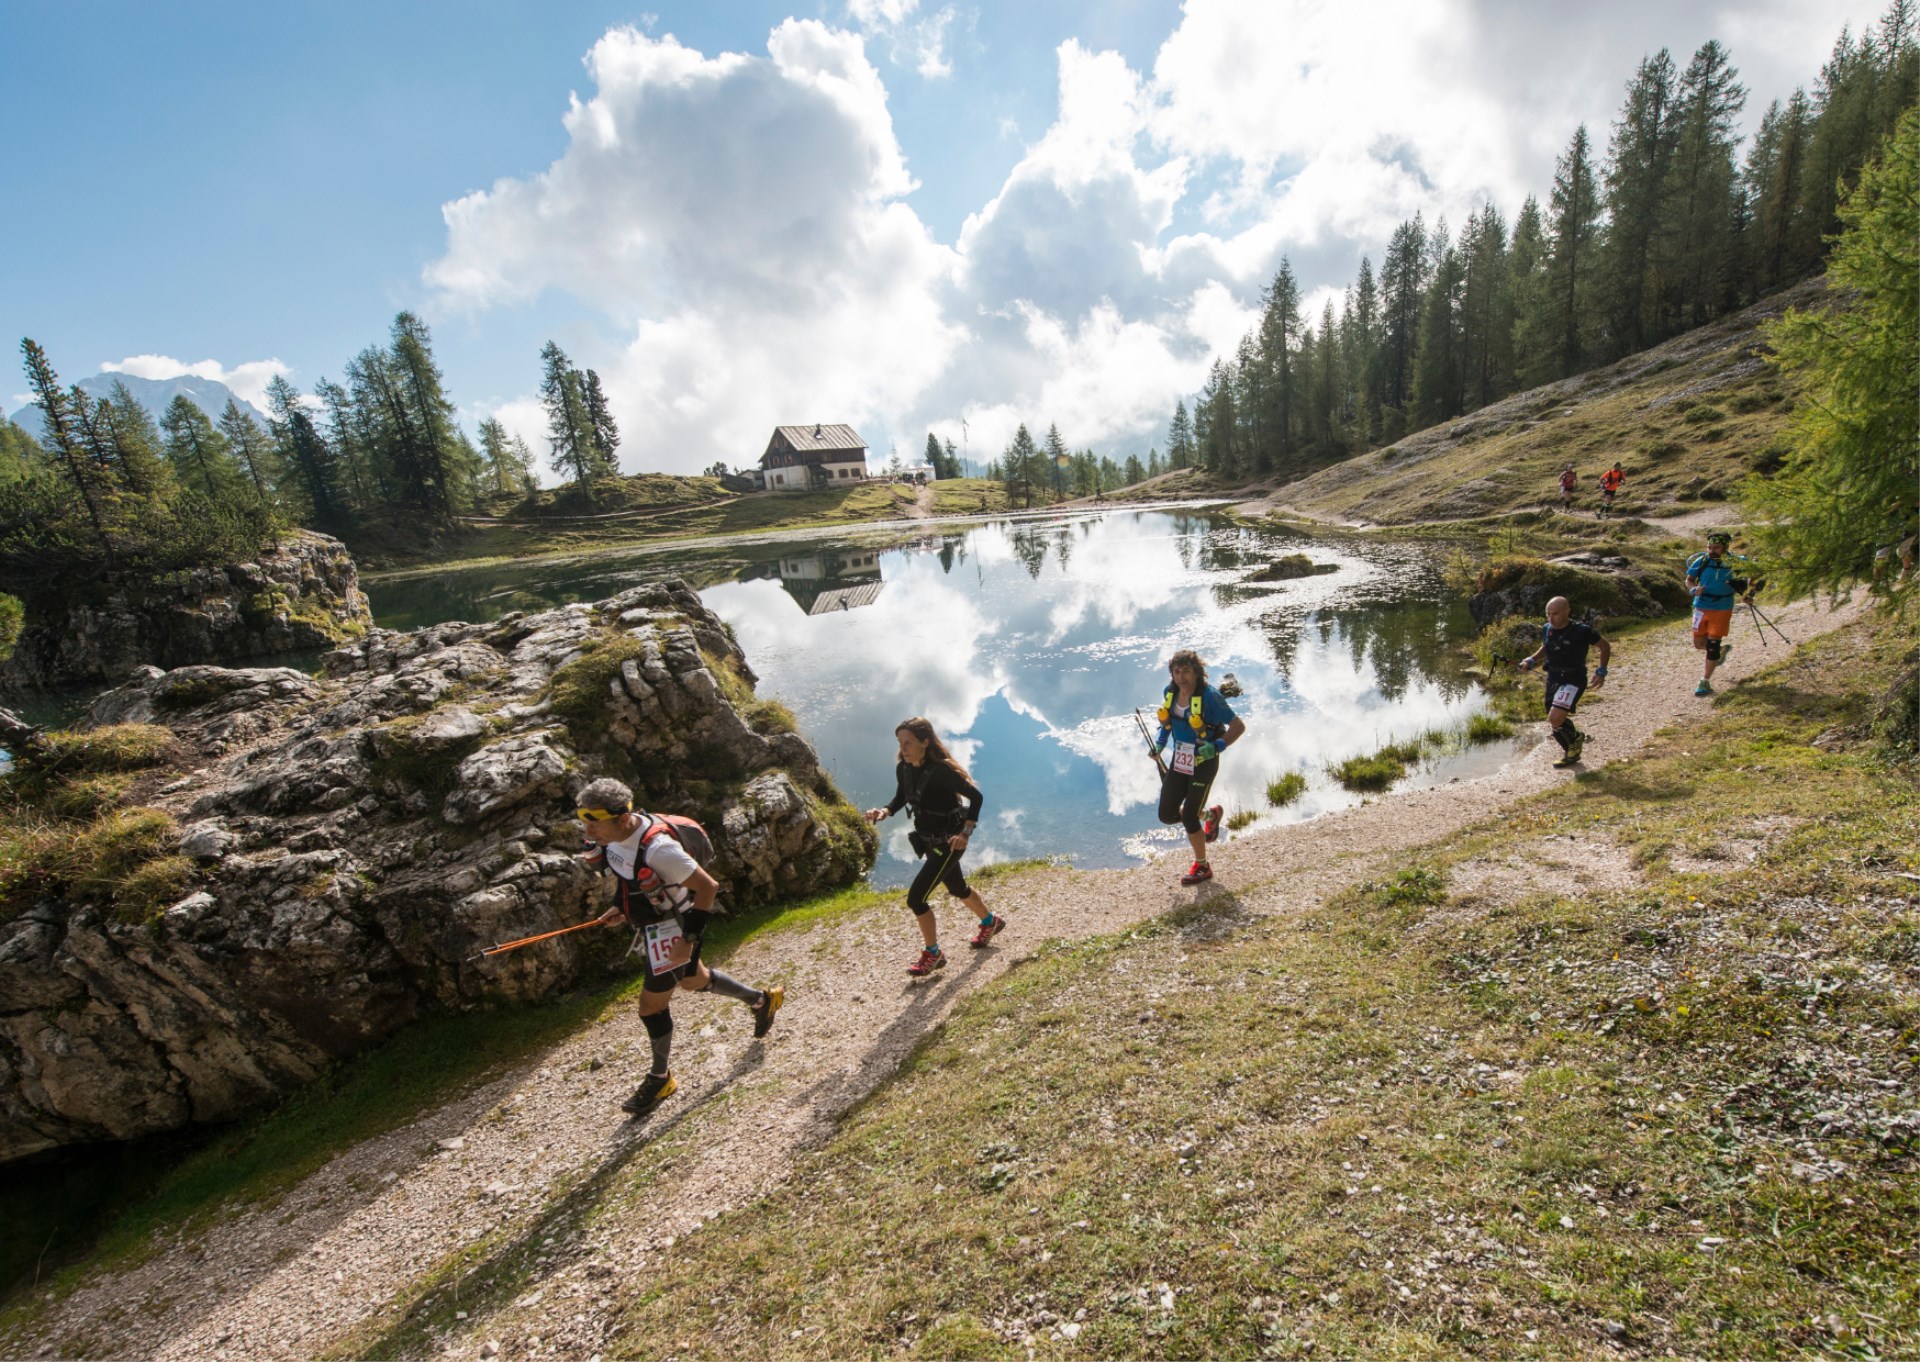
577, 777, 784, 1118
1151, 649, 1245, 885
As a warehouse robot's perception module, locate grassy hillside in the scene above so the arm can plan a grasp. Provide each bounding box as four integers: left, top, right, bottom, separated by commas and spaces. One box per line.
1272, 278, 1822, 528
596, 617, 1915, 1359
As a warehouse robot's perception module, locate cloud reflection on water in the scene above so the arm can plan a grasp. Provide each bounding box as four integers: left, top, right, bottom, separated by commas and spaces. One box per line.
702, 509, 1490, 887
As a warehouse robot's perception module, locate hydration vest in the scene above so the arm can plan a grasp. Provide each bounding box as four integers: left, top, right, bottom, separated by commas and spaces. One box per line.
609, 813, 715, 920
1157, 687, 1212, 740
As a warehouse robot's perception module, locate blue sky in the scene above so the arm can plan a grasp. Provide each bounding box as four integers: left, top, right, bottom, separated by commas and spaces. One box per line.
0, 0, 1881, 476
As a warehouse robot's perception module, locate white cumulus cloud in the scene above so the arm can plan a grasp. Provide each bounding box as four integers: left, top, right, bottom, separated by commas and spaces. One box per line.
429, 20, 963, 474
99, 354, 290, 410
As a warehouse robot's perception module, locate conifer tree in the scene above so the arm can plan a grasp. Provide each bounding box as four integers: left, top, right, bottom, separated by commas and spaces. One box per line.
218, 399, 274, 503
1377, 216, 1429, 427
924, 432, 946, 479
1412, 232, 1466, 425
1602, 50, 1680, 356
1544, 125, 1603, 377
582, 370, 620, 476
1257, 261, 1301, 470
162, 394, 239, 500
1348, 256, 1381, 441
1657, 41, 1746, 331
97, 379, 172, 496
1458, 203, 1513, 409
1508, 196, 1556, 388
1166, 400, 1196, 469
539, 341, 598, 504
1748, 106, 1918, 607
19, 339, 112, 554
265, 376, 343, 526
1003, 424, 1040, 508
390, 312, 462, 519
474, 417, 532, 497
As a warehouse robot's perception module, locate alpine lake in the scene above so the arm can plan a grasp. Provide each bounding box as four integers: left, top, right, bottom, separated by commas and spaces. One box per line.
366, 504, 1525, 888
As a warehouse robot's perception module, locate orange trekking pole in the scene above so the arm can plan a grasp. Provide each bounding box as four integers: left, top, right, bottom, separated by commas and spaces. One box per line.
466, 920, 602, 963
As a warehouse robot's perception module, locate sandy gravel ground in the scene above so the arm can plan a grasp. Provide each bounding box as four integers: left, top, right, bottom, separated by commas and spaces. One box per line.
4, 592, 1863, 1362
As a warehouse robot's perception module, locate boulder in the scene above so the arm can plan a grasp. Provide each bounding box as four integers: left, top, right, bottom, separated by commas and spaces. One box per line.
0, 531, 371, 695
0, 578, 872, 1161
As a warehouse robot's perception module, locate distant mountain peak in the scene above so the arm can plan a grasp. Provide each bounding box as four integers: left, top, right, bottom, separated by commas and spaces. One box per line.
5, 371, 274, 440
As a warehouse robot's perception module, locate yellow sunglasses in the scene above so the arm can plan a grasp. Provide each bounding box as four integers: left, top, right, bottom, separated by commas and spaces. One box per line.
576, 806, 628, 822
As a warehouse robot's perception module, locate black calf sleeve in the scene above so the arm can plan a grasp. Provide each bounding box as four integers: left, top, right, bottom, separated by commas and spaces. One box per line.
703, 969, 761, 1004
641, 1008, 673, 1074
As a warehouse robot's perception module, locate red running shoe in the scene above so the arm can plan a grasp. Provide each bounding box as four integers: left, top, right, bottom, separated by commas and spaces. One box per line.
1180, 861, 1213, 886
969, 914, 1006, 948
1202, 804, 1225, 843
907, 946, 946, 977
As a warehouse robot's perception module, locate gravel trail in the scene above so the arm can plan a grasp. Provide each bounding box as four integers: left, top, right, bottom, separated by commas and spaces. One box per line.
4, 592, 1861, 1362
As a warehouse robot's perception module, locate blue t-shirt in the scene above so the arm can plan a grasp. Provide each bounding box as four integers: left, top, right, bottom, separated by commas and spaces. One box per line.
1687, 551, 1755, 610
1156, 684, 1237, 749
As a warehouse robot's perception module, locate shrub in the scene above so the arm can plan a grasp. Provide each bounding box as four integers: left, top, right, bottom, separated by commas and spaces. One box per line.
1333, 753, 1405, 792
1682, 404, 1725, 425
1226, 809, 1259, 831
114, 856, 195, 923
1466, 712, 1516, 743
1265, 772, 1308, 807
29, 724, 174, 774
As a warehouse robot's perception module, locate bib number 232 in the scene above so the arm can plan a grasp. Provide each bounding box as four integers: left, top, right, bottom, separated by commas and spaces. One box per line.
644, 920, 687, 972
1171, 741, 1197, 775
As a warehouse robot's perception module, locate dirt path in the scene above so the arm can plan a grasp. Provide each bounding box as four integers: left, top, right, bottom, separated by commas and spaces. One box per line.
4, 593, 1864, 1362
1259, 497, 1741, 539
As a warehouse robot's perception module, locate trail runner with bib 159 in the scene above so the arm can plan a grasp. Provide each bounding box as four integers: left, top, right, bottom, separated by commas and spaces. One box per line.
864, 717, 1004, 978
1599, 461, 1625, 518
1685, 530, 1765, 697
1151, 649, 1246, 885
1514, 596, 1610, 769
576, 777, 784, 1118
1559, 463, 1578, 512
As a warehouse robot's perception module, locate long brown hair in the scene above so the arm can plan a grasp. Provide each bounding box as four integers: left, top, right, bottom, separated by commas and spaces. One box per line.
1168, 649, 1208, 689
895, 716, 970, 780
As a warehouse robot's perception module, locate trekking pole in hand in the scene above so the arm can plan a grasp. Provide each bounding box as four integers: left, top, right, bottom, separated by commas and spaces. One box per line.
1749, 600, 1793, 645
466, 920, 601, 963
1133, 708, 1168, 779
1746, 600, 1771, 647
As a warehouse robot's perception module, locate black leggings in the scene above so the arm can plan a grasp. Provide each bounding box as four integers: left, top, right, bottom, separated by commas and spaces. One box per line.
1158, 756, 1219, 834
907, 837, 972, 916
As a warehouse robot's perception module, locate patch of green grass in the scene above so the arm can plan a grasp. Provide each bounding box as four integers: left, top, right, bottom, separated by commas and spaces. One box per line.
1466, 712, 1515, 743
607, 614, 1919, 1360
1331, 752, 1405, 792
1265, 772, 1308, 806
1226, 809, 1259, 831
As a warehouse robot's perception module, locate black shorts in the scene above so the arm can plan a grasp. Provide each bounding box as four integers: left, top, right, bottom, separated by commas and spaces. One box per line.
635, 919, 705, 994
1545, 676, 1586, 715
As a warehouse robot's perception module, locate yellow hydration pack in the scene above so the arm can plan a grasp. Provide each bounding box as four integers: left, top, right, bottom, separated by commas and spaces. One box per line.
1156, 687, 1210, 739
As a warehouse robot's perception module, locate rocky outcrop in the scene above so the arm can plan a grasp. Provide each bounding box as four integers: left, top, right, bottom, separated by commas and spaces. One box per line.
1467, 551, 1693, 629
0, 530, 370, 694
0, 579, 873, 1163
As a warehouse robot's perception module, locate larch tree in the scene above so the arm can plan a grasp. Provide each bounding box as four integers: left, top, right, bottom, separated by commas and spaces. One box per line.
1601, 49, 1680, 355
161, 394, 239, 500
218, 399, 275, 503
539, 341, 598, 503
1747, 106, 1918, 609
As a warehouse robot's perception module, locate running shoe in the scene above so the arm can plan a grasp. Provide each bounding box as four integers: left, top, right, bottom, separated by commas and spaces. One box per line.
1720, 643, 1734, 663
751, 984, 784, 1039
1694, 680, 1714, 697
620, 1070, 676, 1116
1552, 750, 1577, 769
1565, 732, 1585, 764
907, 946, 946, 977
1180, 861, 1214, 886
1202, 804, 1225, 844
969, 914, 1006, 948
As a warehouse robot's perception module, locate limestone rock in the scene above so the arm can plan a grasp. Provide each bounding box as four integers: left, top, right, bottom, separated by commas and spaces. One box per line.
0, 531, 371, 695
0, 577, 870, 1162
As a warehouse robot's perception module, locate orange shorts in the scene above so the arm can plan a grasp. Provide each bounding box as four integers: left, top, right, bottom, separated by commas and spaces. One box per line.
1691, 607, 1732, 640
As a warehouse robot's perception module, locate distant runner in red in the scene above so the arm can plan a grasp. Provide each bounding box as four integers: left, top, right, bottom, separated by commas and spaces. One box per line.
1599, 461, 1625, 518
1558, 463, 1578, 512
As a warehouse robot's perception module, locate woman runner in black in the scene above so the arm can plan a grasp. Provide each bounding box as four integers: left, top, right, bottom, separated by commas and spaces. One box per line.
864, 717, 1004, 976
1151, 649, 1247, 885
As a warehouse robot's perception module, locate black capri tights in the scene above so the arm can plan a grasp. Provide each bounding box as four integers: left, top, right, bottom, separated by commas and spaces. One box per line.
1158, 757, 1219, 834
907, 839, 972, 916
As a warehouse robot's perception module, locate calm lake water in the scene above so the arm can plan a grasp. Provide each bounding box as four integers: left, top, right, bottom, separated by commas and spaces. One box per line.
367, 507, 1517, 887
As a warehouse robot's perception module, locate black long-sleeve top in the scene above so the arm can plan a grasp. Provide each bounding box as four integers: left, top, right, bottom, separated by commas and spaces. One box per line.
885, 759, 985, 836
